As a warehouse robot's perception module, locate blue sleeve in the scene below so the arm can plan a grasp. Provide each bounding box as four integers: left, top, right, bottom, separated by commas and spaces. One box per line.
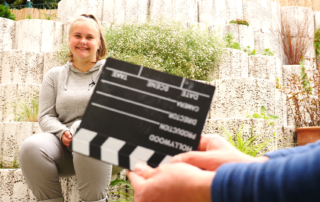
211, 142, 320, 202
264, 140, 320, 159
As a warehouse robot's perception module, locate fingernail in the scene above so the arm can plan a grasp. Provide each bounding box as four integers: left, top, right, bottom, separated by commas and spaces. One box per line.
134, 163, 146, 175
172, 155, 182, 163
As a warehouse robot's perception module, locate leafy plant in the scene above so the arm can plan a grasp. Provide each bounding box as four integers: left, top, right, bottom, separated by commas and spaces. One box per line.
284, 62, 320, 127
246, 106, 279, 126
105, 21, 226, 80
314, 28, 320, 61
221, 125, 273, 157
0, 160, 20, 169
229, 19, 249, 26
13, 94, 39, 122
263, 48, 275, 56
0, 4, 16, 20
224, 32, 241, 50
280, 9, 313, 64
276, 77, 283, 89
109, 178, 134, 202
40, 10, 57, 20
242, 46, 256, 55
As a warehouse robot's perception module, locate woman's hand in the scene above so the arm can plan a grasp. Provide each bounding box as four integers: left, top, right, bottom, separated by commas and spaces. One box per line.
172, 134, 269, 171
62, 131, 72, 147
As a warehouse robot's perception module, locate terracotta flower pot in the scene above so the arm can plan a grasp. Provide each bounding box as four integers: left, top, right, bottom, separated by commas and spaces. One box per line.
296, 127, 320, 146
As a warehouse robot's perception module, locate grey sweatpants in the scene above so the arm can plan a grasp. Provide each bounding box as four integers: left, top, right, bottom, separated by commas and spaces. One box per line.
19, 133, 113, 202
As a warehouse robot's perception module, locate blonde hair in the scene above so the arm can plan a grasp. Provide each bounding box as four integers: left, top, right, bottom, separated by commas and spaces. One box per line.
68, 14, 107, 62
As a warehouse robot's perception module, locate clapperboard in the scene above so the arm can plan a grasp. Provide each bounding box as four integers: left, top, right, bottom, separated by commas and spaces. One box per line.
70, 58, 215, 170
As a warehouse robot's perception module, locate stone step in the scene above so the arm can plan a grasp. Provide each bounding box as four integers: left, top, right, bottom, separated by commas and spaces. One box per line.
0, 50, 63, 85
208, 78, 287, 126
198, 0, 242, 26
213, 49, 282, 83
0, 168, 127, 202
15, 19, 63, 52
0, 83, 41, 122
0, 18, 15, 51
223, 24, 254, 49
58, 0, 103, 24
0, 122, 41, 168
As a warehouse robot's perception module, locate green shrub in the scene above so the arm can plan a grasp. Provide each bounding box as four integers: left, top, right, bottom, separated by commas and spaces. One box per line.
224, 32, 241, 50
13, 94, 39, 122
246, 106, 279, 126
0, 4, 16, 20
109, 178, 134, 202
104, 21, 226, 80
314, 28, 320, 60
221, 124, 274, 157
229, 19, 249, 26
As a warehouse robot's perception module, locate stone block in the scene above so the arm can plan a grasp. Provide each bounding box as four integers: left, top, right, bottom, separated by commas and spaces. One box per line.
209, 78, 275, 119
43, 51, 66, 78
316, 12, 320, 30
15, 20, 63, 52
254, 31, 284, 62
0, 169, 127, 201
103, 0, 148, 25
57, 0, 103, 24
0, 122, 41, 168
225, 0, 243, 22
280, 7, 314, 38
0, 83, 41, 122
243, 0, 280, 33
276, 126, 295, 149
212, 48, 248, 80
199, 0, 227, 26
224, 24, 254, 49
274, 89, 286, 126
149, 0, 197, 26
248, 55, 281, 81
203, 118, 276, 152
0, 50, 44, 84
0, 17, 15, 51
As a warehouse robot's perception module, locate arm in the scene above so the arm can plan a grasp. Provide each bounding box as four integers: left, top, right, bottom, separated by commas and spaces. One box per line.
264, 140, 320, 158
38, 68, 69, 140
212, 145, 320, 202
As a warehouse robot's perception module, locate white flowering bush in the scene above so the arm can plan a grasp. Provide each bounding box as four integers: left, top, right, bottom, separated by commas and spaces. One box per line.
105, 21, 226, 80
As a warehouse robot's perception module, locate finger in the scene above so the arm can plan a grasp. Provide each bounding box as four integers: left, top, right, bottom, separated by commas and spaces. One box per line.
172, 151, 217, 170
127, 170, 146, 188
134, 163, 156, 179
199, 134, 231, 151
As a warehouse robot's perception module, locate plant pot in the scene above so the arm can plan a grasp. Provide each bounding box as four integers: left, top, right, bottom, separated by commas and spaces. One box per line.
296, 127, 320, 146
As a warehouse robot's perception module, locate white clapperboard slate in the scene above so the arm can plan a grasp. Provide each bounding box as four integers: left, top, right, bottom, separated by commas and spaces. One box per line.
70, 58, 216, 170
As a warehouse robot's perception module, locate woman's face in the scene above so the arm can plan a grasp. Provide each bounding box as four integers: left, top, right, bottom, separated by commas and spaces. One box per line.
68, 21, 100, 62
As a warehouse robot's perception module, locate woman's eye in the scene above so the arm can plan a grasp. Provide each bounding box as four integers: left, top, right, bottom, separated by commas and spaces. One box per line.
87, 36, 93, 39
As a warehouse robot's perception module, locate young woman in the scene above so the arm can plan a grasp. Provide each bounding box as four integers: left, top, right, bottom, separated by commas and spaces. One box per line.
19, 14, 115, 202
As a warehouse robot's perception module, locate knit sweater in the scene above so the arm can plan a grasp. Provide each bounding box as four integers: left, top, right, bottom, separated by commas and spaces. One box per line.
38, 60, 105, 140
211, 140, 320, 202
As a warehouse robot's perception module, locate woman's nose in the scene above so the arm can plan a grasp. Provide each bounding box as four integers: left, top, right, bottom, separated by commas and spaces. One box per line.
80, 37, 86, 44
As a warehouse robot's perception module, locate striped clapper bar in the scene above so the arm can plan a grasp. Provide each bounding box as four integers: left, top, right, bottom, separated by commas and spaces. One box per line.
72, 128, 172, 171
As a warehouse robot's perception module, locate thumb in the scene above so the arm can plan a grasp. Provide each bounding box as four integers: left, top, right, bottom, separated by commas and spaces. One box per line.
172, 151, 217, 171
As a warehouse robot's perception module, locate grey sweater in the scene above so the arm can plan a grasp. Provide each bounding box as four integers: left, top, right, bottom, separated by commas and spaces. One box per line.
38, 60, 105, 140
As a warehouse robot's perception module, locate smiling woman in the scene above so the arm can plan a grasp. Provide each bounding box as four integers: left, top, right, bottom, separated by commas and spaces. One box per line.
18, 14, 115, 202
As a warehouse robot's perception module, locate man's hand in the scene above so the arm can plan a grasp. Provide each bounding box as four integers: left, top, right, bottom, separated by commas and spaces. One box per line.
127, 163, 214, 202
172, 134, 269, 171
62, 131, 72, 147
